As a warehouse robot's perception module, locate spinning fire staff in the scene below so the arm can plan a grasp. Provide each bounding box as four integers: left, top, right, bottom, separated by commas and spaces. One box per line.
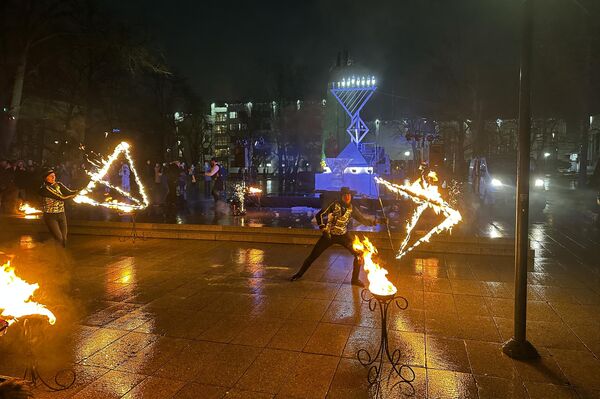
74, 141, 149, 213
375, 168, 462, 260
290, 187, 387, 286
74, 142, 149, 242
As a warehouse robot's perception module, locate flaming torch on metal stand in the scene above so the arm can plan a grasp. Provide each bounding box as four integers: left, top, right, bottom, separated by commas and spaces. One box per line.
352, 237, 415, 396
0, 258, 75, 391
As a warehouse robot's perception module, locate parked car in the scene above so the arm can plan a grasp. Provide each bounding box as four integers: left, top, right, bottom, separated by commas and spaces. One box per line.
468, 157, 547, 212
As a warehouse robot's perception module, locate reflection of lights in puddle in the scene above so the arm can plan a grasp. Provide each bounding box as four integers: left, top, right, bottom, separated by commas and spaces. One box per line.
530, 225, 546, 242
414, 257, 442, 277
105, 257, 137, 298
19, 235, 36, 249
488, 225, 502, 238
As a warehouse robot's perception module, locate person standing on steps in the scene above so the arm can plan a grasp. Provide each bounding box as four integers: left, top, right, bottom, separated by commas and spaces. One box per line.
39, 169, 79, 247
290, 186, 387, 287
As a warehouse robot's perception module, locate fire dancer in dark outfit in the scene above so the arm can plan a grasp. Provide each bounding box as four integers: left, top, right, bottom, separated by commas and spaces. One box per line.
39, 169, 78, 247
291, 187, 386, 286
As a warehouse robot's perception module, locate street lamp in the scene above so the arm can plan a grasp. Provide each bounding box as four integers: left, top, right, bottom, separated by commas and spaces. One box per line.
502, 0, 539, 360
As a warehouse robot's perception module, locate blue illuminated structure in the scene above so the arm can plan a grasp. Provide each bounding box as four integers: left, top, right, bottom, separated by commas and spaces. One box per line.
316, 75, 380, 197
330, 76, 376, 144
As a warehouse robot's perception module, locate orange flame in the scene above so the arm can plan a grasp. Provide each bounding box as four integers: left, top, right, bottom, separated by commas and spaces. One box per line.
375, 171, 462, 260
247, 187, 262, 194
0, 260, 56, 327
74, 142, 149, 212
352, 236, 397, 296
18, 203, 42, 215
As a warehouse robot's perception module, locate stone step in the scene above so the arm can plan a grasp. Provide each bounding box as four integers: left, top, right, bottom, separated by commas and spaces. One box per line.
4, 216, 530, 257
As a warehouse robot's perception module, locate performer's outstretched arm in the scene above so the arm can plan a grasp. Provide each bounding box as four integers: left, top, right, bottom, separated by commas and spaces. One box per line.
315, 201, 334, 229
351, 203, 377, 226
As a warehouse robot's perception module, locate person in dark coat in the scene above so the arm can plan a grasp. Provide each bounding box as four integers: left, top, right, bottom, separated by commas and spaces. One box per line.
165, 161, 181, 207
204, 158, 224, 203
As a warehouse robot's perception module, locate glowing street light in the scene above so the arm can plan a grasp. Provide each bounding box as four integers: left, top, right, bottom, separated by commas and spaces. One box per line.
543, 152, 551, 158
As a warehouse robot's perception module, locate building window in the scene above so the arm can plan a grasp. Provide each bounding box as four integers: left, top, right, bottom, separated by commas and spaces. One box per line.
215, 113, 227, 122
215, 136, 229, 146
215, 149, 229, 158
229, 111, 237, 119
215, 125, 227, 134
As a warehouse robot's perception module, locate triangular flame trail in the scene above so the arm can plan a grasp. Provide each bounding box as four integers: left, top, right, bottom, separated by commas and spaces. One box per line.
74, 142, 149, 212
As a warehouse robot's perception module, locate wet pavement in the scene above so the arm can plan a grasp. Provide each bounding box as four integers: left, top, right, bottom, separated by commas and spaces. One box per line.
1, 190, 600, 399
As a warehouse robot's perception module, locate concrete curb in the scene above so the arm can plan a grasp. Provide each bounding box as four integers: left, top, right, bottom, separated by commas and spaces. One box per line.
3, 216, 527, 257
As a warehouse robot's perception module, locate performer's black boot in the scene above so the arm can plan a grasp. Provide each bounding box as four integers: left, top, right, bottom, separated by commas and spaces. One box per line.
351, 257, 365, 287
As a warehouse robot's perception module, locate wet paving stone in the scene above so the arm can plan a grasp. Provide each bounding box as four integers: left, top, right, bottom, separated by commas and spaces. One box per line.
2, 213, 600, 398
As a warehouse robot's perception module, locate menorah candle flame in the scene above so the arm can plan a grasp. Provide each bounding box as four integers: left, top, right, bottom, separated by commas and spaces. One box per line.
74, 142, 149, 212
352, 236, 397, 297
375, 172, 462, 259
0, 260, 56, 327
18, 203, 42, 215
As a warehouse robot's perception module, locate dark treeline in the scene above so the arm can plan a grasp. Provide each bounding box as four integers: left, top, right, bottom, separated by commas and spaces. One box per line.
1, 0, 600, 182
0, 0, 206, 163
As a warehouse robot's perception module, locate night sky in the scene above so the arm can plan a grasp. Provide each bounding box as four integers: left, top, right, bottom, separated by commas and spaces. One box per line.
106, 0, 583, 115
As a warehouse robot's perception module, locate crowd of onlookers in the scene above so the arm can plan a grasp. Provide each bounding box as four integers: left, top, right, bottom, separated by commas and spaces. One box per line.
147, 160, 217, 206
0, 158, 230, 214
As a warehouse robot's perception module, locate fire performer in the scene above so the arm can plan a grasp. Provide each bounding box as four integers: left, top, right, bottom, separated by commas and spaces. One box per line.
291, 187, 387, 286
39, 169, 78, 247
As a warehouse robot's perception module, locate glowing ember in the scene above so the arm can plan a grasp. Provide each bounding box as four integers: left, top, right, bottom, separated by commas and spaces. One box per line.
247, 187, 262, 194
74, 142, 149, 212
0, 260, 56, 327
375, 172, 462, 260
352, 236, 397, 296
18, 203, 42, 215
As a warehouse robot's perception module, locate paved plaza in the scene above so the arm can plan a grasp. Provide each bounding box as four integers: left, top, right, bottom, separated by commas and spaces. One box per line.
0, 223, 599, 398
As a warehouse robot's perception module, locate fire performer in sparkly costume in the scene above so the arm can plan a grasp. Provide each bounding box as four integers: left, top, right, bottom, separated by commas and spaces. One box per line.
291, 187, 386, 286
39, 169, 78, 247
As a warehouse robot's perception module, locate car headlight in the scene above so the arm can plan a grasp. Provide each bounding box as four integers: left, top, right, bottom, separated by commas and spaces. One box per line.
534, 178, 544, 188
491, 178, 503, 187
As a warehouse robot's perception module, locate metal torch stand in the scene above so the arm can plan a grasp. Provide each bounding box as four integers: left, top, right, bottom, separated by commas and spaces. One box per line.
119, 211, 146, 242
22, 319, 76, 391
357, 289, 415, 396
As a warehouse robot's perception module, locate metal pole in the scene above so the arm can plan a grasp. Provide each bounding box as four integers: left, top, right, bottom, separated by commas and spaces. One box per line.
502, 0, 539, 360
378, 196, 395, 253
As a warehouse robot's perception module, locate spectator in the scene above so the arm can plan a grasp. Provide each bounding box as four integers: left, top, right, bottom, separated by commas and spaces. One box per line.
119, 162, 131, 192
203, 161, 211, 198
205, 158, 224, 203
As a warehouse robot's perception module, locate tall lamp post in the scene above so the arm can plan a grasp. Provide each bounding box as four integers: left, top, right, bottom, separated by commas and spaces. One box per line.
502, 0, 540, 360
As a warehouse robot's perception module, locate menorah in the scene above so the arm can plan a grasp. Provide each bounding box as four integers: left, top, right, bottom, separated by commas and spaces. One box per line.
330, 76, 376, 145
